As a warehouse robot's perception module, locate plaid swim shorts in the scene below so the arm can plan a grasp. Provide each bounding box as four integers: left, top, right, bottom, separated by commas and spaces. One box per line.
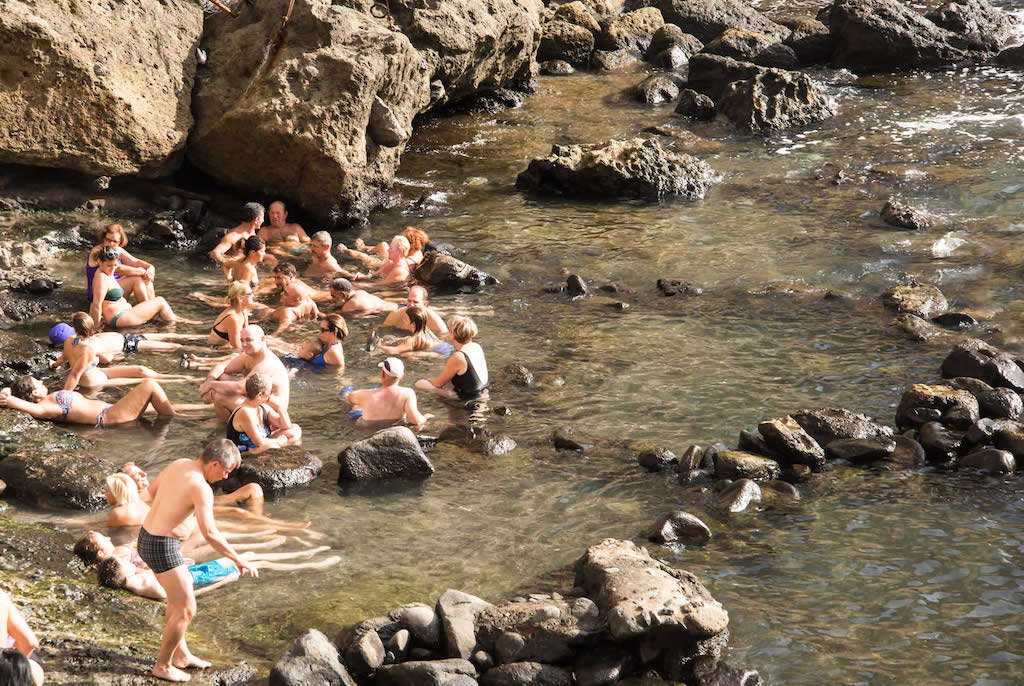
137, 526, 186, 574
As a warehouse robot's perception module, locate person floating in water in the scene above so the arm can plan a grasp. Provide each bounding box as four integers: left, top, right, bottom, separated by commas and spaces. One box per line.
346, 357, 430, 428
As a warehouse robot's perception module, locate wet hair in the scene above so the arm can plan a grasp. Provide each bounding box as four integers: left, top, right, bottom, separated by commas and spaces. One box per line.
390, 235, 410, 257
99, 247, 121, 263
105, 473, 139, 506
73, 531, 106, 567
202, 438, 241, 469
273, 262, 297, 277
71, 311, 96, 338
98, 223, 128, 246
0, 649, 33, 686
402, 227, 429, 253
321, 313, 348, 340
450, 315, 477, 344
407, 306, 428, 335
311, 231, 331, 246
243, 235, 266, 255
241, 202, 265, 223
245, 372, 272, 399
97, 556, 128, 590
331, 278, 353, 294
10, 375, 38, 401
227, 280, 253, 307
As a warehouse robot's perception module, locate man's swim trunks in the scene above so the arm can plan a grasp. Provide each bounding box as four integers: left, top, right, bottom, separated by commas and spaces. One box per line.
137, 526, 186, 574
188, 559, 238, 588
122, 333, 146, 354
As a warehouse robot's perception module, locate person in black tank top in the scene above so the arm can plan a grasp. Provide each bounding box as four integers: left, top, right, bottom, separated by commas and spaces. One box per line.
415, 315, 489, 401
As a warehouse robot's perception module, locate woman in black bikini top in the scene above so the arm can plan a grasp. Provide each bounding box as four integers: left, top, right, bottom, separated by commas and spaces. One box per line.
209, 281, 253, 349
415, 315, 489, 401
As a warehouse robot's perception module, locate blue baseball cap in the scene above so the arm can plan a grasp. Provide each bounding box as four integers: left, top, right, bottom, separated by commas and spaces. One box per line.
48, 322, 74, 345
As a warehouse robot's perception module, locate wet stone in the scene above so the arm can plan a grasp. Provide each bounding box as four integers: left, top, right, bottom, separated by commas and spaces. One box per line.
481, 662, 572, 686
932, 311, 977, 330
678, 468, 714, 486
677, 444, 704, 472
940, 339, 1024, 392
338, 427, 434, 481
882, 282, 948, 319
657, 278, 704, 296
716, 479, 762, 513
791, 407, 893, 445
221, 447, 322, 496
376, 659, 477, 686
690, 656, 764, 686
960, 448, 1015, 475
737, 429, 779, 459
825, 437, 897, 463
675, 89, 716, 120
553, 426, 596, 452
757, 415, 826, 471
762, 479, 800, 500
567, 274, 589, 297
880, 197, 931, 230
625, 440, 677, 471
895, 384, 979, 432
648, 510, 712, 544
919, 421, 963, 464
714, 450, 781, 481
890, 435, 927, 465
892, 313, 941, 341
574, 644, 630, 686
540, 60, 576, 75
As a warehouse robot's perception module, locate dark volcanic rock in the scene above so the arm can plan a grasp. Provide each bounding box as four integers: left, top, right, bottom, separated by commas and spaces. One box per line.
633, 73, 687, 104
940, 339, 1024, 392
517, 137, 717, 200
700, 28, 799, 69
648, 510, 712, 544
919, 421, 963, 464
757, 415, 826, 471
825, 437, 897, 463
590, 47, 644, 71
647, 24, 704, 60
893, 313, 941, 341
960, 447, 1015, 474
828, 0, 970, 70
338, 427, 434, 481
376, 659, 477, 686
896, 384, 979, 431
713, 450, 781, 481
270, 629, 356, 686
415, 251, 499, 289
0, 422, 105, 509
890, 434, 927, 465
924, 0, 1017, 53
931, 311, 977, 330
540, 60, 576, 75
784, 19, 835, 65
685, 53, 767, 103
553, 426, 596, 452
976, 387, 1023, 421
540, 21, 596, 67
648, 0, 788, 43
675, 89, 716, 120
995, 44, 1024, 66
657, 278, 705, 296
690, 657, 764, 686
881, 197, 931, 230
221, 447, 322, 495
718, 69, 837, 132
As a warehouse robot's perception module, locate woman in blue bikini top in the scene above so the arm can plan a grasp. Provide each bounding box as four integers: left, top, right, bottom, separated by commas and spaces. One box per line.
299, 313, 347, 368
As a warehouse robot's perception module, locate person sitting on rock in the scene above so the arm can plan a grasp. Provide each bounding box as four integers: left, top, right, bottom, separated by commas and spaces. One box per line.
96, 546, 339, 599
0, 375, 197, 428
106, 473, 150, 529
0, 590, 44, 686
306, 231, 355, 279
210, 202, 265, 264
199, 324, 291, 422
265, 262, 326, 334
329, 278, 399, 316
345, 357, 430, 428
86, 222, 156, 303
351, 235, 412, 285
226, 373, 301, 455
222, 235, 268, 290
380, 285, 447, 334
91, 248, 193, 330
257, 201, 310, 258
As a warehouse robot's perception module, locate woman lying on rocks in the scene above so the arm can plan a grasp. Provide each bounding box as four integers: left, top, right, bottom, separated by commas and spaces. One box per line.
50, 313, 194, 392
415, 315, 489, 402
90, 247, 195, 329
373, 305, 453, 357
226, 373, 301, 455
86, 222, 156, 303
0, 375, 201, 428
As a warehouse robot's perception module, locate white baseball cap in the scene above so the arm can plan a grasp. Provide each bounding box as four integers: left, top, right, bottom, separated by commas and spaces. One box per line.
379, 357, 404, 378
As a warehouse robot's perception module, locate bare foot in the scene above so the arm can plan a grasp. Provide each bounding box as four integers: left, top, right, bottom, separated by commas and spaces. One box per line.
153, 664, 192, 682
173, 653, 211, 670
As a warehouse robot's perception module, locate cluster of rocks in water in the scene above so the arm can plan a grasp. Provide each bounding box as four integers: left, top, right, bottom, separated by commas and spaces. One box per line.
271, 538, 759, 686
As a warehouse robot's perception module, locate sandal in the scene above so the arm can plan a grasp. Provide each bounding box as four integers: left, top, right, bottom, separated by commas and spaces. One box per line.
179, 352, 194, 369
367, 329, 379, 352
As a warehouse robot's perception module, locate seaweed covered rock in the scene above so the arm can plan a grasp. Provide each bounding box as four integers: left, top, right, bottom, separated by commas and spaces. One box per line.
0, 0, 202, 177
517, 137, 717, 200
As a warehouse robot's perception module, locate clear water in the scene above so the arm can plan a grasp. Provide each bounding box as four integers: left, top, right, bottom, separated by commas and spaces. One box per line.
4, 17, 1024, 685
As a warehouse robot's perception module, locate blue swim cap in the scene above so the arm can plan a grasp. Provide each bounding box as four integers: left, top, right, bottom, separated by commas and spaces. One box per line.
48, 322, 74, 345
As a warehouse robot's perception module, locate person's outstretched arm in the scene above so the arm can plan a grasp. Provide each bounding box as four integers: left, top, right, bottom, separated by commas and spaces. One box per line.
192, 482, 259, 578
0, 388, 45, 419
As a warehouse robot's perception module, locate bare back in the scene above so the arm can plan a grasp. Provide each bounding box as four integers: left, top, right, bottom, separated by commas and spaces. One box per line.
143, 458, 211, 539
353, 385, 414, 422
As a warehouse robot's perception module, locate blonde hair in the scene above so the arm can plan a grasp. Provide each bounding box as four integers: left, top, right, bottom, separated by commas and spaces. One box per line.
227, 280, 253, 307
105, 473, 139, 506
390, 235, 410, 256
449, 315, 477, 344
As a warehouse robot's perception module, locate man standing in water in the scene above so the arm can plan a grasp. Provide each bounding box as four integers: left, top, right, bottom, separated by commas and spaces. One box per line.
138, 439, 258, 682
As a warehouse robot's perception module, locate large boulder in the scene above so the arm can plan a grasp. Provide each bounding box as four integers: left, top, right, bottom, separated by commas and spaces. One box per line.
269, 629, 356, 686
790, 408, 894, 447
718, 69, 837, 132
539, 20, 596, 68
516, 137, 717, 200
924, 0, 1018, 53
895, 384, 979, 431
220, 448, 323, 495
0, 0, 202, 177
338, 427, 434, 481
699, 28, 799, 69
596, 8, 665, 53
415, 251, 499, 290
783, 19, 835, 65
189, 0, 430, 224
827, 0, 970, 70
575, 539, 728, 640
940, 339, 1024, 392
376, 659, 478, 686
647, 0, 788, 43
995, 45, 1024, 66
685, 53, 767, 103
553, 2, 602, 34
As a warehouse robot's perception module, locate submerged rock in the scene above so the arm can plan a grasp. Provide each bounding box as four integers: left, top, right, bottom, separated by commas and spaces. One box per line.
415, 251, 499, 289
552, 426, 596, 453
881, 197, 931, 230
893, 313, 942, 341
648, 510, 712, 544
0, 420, 105, 509
633, 73, 687, 104
690, 657, 764, 686
0, 0, 202, 177
824, 437, 897, 463
338, 427, 434, 481
960, 447, 1015, 474
657, 278, 705, 296
882, 283, 948, 319
715, 479, 762, 512
516, 137, 717, 200
675, 89, 717, 120
940, 339, 1024, 392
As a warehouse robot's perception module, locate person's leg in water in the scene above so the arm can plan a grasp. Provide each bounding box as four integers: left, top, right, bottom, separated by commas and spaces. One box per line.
103, 379, 176, 424
102, 366, 196, 384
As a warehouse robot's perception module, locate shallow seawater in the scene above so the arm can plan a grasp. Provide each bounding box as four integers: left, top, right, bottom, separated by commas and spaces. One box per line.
4, 16, 1024, 685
